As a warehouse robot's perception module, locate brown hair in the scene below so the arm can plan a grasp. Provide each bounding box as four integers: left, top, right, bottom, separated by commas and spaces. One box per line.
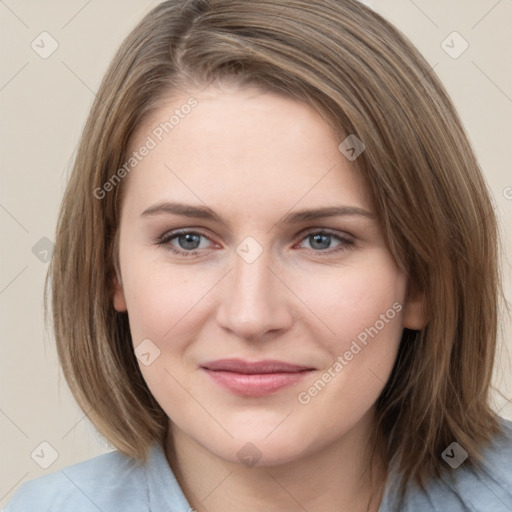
45, 0, 507, 500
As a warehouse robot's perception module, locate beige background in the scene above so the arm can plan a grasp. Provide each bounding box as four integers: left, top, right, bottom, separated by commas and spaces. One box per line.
1, 0, 511, 505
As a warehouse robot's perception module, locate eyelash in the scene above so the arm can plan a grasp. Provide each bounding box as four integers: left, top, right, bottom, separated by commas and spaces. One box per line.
155, 228, 355, 258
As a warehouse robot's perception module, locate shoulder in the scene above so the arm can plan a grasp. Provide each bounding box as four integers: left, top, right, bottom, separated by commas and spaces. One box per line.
3, 447, 149, 512
382, 416, 512, 512
432, 417, 512, 511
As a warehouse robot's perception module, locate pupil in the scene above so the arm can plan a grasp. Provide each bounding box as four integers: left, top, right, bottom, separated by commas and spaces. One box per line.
176, 234, 332, 251
311, 234, 330, 250
179, 234, 200, 250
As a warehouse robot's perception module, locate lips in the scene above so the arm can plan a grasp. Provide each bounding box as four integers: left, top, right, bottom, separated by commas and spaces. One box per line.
200, 358, 315, 397
201, 358, 313, 374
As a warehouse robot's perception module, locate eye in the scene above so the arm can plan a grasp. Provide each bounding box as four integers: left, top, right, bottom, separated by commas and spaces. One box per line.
296, 230, 354, 254
156, 229, 214, 257
156, 228, 354, 258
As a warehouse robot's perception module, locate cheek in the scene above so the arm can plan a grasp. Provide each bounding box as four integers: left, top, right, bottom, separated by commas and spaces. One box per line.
121, 255, 215, 347
121, 261, 211, 406
294, 253, 406, 349
293, 255, 406, 417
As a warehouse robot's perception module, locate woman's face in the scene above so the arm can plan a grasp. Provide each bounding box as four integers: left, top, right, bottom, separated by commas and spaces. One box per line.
113, 83, 425, 465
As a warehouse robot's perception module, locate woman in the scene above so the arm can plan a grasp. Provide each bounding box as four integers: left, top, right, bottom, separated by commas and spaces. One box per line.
5, 0, 512, 510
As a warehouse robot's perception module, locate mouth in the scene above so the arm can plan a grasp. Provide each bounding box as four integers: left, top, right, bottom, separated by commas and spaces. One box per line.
200, 358, 316, 397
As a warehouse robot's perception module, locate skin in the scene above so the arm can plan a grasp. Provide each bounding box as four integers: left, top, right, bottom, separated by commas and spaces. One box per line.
112, 82, 426, 512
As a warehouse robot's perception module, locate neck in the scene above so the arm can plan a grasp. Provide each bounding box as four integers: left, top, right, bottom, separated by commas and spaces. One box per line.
164, 411, 387, 512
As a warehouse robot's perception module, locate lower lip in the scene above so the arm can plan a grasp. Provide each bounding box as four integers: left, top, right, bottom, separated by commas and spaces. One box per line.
202, 369, 314, 397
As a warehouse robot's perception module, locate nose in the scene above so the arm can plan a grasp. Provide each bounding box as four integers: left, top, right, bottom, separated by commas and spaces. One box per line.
215, 247, 294, 341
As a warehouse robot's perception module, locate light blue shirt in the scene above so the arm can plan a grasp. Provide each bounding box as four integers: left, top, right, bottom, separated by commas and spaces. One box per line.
4, 417, 512, 511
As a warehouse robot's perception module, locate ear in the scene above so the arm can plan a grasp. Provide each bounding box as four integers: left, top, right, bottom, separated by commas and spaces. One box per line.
402, 283, 428, 330
112, 272, 127, 312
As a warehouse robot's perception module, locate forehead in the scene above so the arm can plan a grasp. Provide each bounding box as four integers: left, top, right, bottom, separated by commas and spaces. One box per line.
120, 85, 372, 220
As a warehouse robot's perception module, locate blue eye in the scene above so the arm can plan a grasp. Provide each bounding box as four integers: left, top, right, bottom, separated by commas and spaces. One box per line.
156, 229, 354, 258
157, 230, 212, 257
300, 232, 343, 251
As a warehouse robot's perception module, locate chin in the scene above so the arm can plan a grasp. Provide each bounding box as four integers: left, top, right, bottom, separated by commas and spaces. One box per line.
201, 429, 318, 468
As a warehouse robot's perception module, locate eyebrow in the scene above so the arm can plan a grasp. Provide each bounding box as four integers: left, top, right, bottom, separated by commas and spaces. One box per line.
140, 201, 375, 225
